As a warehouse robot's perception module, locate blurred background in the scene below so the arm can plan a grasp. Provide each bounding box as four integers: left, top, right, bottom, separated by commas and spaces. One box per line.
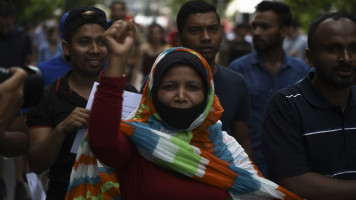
10, 0, 356, 36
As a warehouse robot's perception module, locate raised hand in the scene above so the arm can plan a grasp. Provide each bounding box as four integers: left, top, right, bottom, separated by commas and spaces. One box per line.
102, 20, 136, 78
103, 19, 136, 57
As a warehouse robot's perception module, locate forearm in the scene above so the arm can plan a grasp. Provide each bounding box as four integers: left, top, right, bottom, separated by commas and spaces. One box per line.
88, 75, 127, 167
103, 56, 128, 77
27, 125, 68, 174
280, 172, 356, 200
0, 131, 28, 157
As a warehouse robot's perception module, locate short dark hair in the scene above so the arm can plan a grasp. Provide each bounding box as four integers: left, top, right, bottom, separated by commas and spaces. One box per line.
308, 12, 356, 50
176, 0, 220, 33
0, 1, 15, 18
110, 1, 126, 11
255, 1, 291, 27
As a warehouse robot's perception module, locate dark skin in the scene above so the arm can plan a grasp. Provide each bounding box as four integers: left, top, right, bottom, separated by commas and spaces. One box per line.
175, 11, 253, 157
279, 17, 356, 200
27, 24, 107, 174
0, 67, 28, 157
251, 11, 288, 77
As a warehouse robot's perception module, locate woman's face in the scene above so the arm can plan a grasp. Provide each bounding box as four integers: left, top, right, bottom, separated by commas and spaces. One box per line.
150, 26, 163, 43
157, 64, 205, 109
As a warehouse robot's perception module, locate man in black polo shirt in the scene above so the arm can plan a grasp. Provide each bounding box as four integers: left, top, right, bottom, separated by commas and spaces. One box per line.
263, 12, 356, 199
26, 7, 109, 199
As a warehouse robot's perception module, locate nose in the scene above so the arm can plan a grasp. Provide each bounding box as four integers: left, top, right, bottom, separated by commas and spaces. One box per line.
90, 41, 101, 54
201, 29, 211, 42
339, 49, 352, 64
174, 87, 187, 102
252, 26, 261, 36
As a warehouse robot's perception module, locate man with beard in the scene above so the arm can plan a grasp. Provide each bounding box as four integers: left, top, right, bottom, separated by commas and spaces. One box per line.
175, 0, 253, 157
263, 12, 356, 199
228, 1, 309, 177
26, 7, 109, 199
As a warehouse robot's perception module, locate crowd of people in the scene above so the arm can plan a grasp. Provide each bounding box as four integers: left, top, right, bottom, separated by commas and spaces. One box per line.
0, 0, 356, 200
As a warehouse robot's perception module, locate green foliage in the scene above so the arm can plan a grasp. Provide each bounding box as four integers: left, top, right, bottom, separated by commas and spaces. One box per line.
282, 0, 356, 31
7, 0, 101, 26
166, 0, 230, 20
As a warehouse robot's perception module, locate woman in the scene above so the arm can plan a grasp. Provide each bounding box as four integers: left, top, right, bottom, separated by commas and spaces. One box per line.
140, 23, 170, 77
67, 20, 300, 200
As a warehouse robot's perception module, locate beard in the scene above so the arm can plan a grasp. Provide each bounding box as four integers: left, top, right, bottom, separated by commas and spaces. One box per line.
253, 34, 282, 52
316, 64, 356, 88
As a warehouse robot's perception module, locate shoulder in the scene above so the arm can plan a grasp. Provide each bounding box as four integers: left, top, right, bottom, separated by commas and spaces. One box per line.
286, 55, 309, 71
268, 82, 303, 111
228, 52, 254, 70
37, 56, 58, 71
350, 85, 356, 103
214, 65, 249, 95
215, 65, 246, 84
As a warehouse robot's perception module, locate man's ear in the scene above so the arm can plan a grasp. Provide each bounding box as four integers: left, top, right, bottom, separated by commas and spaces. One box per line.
305, 48, 314, 66
175, 32, 182, 46
62, 39, 71, 62
280, 25, 288, 39
62, 39, 70, 57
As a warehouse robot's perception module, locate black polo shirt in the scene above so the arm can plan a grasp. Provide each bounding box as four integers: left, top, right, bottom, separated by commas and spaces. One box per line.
263, 72, 356, 181
27, 71, 87, 199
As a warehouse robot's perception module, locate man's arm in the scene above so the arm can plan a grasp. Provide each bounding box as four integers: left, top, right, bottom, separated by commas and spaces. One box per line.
279, 172, 356, 200
0, 67, 27, 135
0, 115, 28, 157
231, 120, 252, 157
27, 107, 90, 174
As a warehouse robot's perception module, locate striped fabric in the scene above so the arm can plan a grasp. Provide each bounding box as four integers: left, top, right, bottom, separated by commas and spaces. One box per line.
66, 47, 301, 200
65, 137, 121, 200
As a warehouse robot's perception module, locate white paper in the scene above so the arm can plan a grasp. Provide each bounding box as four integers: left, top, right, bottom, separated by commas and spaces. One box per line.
121, 90, 142, 120
26, 172, 46, 200
70, 82, 142, 154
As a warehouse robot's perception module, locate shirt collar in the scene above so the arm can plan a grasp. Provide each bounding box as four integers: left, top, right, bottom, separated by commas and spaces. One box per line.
298, 72, 356, 108
251, 50, 292, 70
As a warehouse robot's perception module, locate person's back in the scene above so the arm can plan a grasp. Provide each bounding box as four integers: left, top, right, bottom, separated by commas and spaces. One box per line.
37, 12, 71, 86
228, 1, 309, 177
37, 55, 72, 86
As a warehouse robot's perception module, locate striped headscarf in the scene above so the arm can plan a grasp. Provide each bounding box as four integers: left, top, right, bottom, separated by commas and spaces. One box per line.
66, 47, 301, 200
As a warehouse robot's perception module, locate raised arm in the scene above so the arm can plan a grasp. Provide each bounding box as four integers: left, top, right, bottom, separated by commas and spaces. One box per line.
103, 20, 135, 77
88, 20, 136, 169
